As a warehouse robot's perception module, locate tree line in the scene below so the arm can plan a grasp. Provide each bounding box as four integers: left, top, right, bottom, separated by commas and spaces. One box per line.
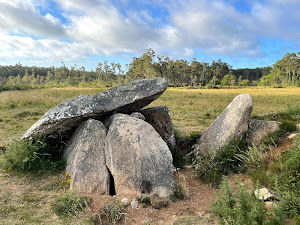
1, 49, 299, 91
259, 52, 300, 87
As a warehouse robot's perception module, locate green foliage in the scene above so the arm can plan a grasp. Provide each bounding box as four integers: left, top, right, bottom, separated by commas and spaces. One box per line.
211, 177, 284, 225
101, 200, 125, 224
194, 140, 248, 186
0, 138, 66, 173
51, 191, 90, 218
242, 140, 300, 222
240, 79, 250, 86
286, 105, 300, 122
276, 144, 300, 218
236, 144, 266, 174
221, 74, 236, 86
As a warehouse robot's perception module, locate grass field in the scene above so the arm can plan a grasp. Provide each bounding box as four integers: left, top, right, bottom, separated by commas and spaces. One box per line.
0, 87, 300, 224
1, 87, 300, 146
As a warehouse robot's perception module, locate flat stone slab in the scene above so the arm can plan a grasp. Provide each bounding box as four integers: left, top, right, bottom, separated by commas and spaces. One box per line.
22, 78, 168, 139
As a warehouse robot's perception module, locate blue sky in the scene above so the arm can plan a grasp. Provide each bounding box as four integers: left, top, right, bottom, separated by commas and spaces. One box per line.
0, 0, 299, 70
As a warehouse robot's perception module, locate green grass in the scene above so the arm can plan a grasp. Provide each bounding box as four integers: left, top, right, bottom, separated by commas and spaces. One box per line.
51, 191, 90, 219
1, 138, 66, 174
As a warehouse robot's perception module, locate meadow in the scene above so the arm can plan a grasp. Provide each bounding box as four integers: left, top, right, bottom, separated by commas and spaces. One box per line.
0, 87, 300, 146
0, 87, 300, 224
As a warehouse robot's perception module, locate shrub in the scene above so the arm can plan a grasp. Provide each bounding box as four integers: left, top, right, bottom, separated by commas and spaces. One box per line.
194, 140, 248, 186
211, 177, 284, 225
0, 137, 66, 173
236, 144, 266, 173
101, 200, 125, 224
285, 105, 300, 122
51, 191, 90, 218
275, 144, 300, 219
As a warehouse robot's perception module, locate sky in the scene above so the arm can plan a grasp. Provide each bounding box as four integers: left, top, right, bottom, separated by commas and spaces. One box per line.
0, 0, 299, 70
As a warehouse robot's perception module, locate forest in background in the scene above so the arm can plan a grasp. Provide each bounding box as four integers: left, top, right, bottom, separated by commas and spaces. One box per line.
0, 49, 299, 91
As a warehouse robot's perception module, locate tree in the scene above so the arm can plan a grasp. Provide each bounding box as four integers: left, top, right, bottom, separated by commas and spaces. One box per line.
221, 74, 236, 86
239, 79, 250, 86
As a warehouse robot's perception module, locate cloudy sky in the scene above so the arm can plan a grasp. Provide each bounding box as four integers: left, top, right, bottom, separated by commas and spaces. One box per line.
0, 0, 299, 70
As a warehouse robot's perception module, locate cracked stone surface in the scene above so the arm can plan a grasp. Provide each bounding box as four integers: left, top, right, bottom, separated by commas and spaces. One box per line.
22, 78, 168, 139
193, 94, 252, 157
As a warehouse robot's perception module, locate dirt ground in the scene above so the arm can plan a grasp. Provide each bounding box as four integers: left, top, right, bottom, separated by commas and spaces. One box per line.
86, 169, 257, 225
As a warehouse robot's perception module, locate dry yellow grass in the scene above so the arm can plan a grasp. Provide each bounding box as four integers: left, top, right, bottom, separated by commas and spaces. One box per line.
149, 87, 300, 135
0, 87, 300, 145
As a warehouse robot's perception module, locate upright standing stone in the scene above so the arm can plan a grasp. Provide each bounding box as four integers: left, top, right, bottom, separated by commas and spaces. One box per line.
140, 106, 176, 151
22, 78, 168, 139
65, 119, 109, 194
193, 94, 252, 157
105, 114, 175, 198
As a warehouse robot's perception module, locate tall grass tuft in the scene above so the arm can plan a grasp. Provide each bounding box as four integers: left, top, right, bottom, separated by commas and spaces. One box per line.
0, 138, 66, 173
194, 140, 248, 186
51, 191, 90, 218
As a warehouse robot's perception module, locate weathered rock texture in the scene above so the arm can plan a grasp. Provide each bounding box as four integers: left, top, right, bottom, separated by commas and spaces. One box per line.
65, 119, 110, 194
193, 94, 252, 156
105, 114, 175, 197
140, 106, 176, 151
22, 78, 168, 139
130, 112, 145, 120
246, 119, 281, 144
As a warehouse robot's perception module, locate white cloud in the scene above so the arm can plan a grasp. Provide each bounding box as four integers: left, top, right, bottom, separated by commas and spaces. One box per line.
0, 30, 95, 65
54, 0, 164, 55
0, 0, 65, 37
1, 0, 300, 66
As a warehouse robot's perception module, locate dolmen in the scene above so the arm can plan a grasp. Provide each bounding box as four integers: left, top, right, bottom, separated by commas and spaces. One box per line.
22, 78, 176, 198
23, 78, 281, 198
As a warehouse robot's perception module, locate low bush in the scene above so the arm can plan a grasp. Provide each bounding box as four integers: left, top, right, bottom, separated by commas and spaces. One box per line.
0, 137, 66, 173
275, 144, 300, 219
51, 191, 90, 218
211, 177, 285, 225
194, 140, 248, 186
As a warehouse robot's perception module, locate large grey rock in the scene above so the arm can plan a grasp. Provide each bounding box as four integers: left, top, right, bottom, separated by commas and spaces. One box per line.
193, 94, 252, 157
65, 119, 110, 194
139, 106, 176, 151
105, 114, 175, 198
246, 119, 281, 144
22, 78, 168, 139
